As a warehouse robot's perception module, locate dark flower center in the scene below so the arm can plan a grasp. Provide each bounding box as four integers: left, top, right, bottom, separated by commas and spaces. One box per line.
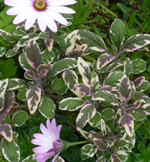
34, 0, 46, 10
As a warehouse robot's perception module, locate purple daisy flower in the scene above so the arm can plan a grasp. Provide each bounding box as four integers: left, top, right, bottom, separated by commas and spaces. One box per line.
31, 118, 65, 162
4, 0, 76, 32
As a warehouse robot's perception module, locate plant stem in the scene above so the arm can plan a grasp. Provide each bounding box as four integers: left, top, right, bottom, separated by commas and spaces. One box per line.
68, 141, 90, 147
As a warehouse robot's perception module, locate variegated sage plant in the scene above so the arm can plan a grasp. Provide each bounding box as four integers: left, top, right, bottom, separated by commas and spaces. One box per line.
0, 18, 150, 161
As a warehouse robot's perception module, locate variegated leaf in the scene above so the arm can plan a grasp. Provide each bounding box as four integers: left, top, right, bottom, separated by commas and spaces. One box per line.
75, 83, 91, 96
78, 57, 94, 88
113, 108, 122, 129
59, 97, 85, 111
1, 138, 20, 162
22, 154, 36, 162
55, 156, 65, 162
44, 38, 54, 52
68, 48, 84, 59
7, 78, 26, 90
0, 29, 16, 43
39, 97, 55, 119
111, 139, 128, 152
92, 90, 118, 106
111, 154, 121, 162
110, 18, 126, 50
78, 29, 107, 52
0, 124, 12, 142
13, 29, 26, 37
0, 91, 15, 116
136, 80, 149, 92
119, 75, 132, 101
124, 57, 133, 76
101, 108, 114, 120
89, 111, 102, 127
97, 53, 115, 70
116, 150, 128, 162
26, 39, 42, 69
81, 144, 97, 160
76, 104, 96, 129
26, 70, 36, 80
0, 79, 8, 111
42, 48, 55, 64
0, 47, 6, 57
133, 76, 145, 88
93, 138, 107, 151
133, 92, 150, 104
132, 59, 147, 74
99, 85, 116, 92
48, 58, 77, 77
26, 86, 41, 114
62, 70, 83, 98
137, 104, 150, 116
122, 34, 150, 52
121, 113, 134, 137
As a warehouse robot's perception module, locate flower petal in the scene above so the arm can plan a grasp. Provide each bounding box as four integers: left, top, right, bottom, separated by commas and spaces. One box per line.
38, 152, 54, 162
52, 152, 60, 162
33, 146, 52, 154
49, 6, 76, 14
31, 139, 53, 146
6, 6, 22, 15
46, 10, 68, 25
37, 12, 47, 32
33, 133, 52, 142
50, 0, 77, 5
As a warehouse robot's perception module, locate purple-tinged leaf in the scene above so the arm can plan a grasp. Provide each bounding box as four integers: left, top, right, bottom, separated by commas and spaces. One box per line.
136, 80, 149, 92
127, 100, 141, 111
113, 108, 122, 129
0, 29, 16, 43
106, 137, 116, 143
26, 86, 41, 114
122, 34, 150, 52
97, 53, 115, 69
0, 91, 15, 116
38, 69, 48, 78
92, 90, 118, 106
44, 38, 54, 52
76, 104, 96, 129
78, 29, 107, 52
0, 124, 12, 142
124, 57, 133, 76
26, 39, 42, 69
90, 132, 103, 140
100, 85, 116, 92
133, 92, 150, 104
133, 76, 145, 88
75, 83, 91, 96
111, 139, 128, 152
119, 75, 132, 101
96, 156, 105, 162
93, 138, 107, 151
78, 57, 94, 88
0, 79, 8, 111
111, 154, 121, 162
7, 78, 26, 90
26, 70, 36, 80
136, 104, 150, 116
68, 49, 84, 59
121, 113, 134, 137
62, 70, 83, 98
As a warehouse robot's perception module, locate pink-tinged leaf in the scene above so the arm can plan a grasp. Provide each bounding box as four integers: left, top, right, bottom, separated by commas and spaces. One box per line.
90, 132, 103, 140
122, 34, 150, 52
113, 108, 122, 129
68, 49, 84, 59
76, 104, 96, 129
0, 124, 12, 142
93, 138, 107, 151
127, 100, 141, 111
121, 113, 134, 137
26, 86, 41, 114
100, 85, 116, 92
38, 69, 48, 78
78, 57, 95, 88
44, 38, 54, 52
0, 91, 15, 116
97, 53, 115, 69
119, 75, 132, 101
75, 83, 91, 96
111, 154, 121, 162
106, 137, 116, 143
26, 39, 42, 69
26, 70, 36, 80
96, 156, 105, 162
136, 104, 150, 115
133, 76, 145, 88
111, 139, 128, 152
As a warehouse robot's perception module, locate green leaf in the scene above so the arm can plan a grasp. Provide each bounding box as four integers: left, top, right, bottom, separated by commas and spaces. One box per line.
124, 57, 133, 76
1, 138, 20, 162
110, 18, 126, 50
42, 48, 55, 64
12, 111, 28, 127
132, 59, 147, 74
5, 49, 17, 58
38, 97, 55, 119
51, 78, 65, 91
22, 155, 36, 162
101, 108, 114, 120
89, 111, 102, 127
0, 47, 6, 57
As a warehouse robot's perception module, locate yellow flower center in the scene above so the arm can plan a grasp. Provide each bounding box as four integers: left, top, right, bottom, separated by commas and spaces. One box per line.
34, 0, 46, 10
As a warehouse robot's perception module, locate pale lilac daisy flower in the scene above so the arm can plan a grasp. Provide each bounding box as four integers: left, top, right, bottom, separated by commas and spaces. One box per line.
31, 118, 66, 162
4, 0, 76, 32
